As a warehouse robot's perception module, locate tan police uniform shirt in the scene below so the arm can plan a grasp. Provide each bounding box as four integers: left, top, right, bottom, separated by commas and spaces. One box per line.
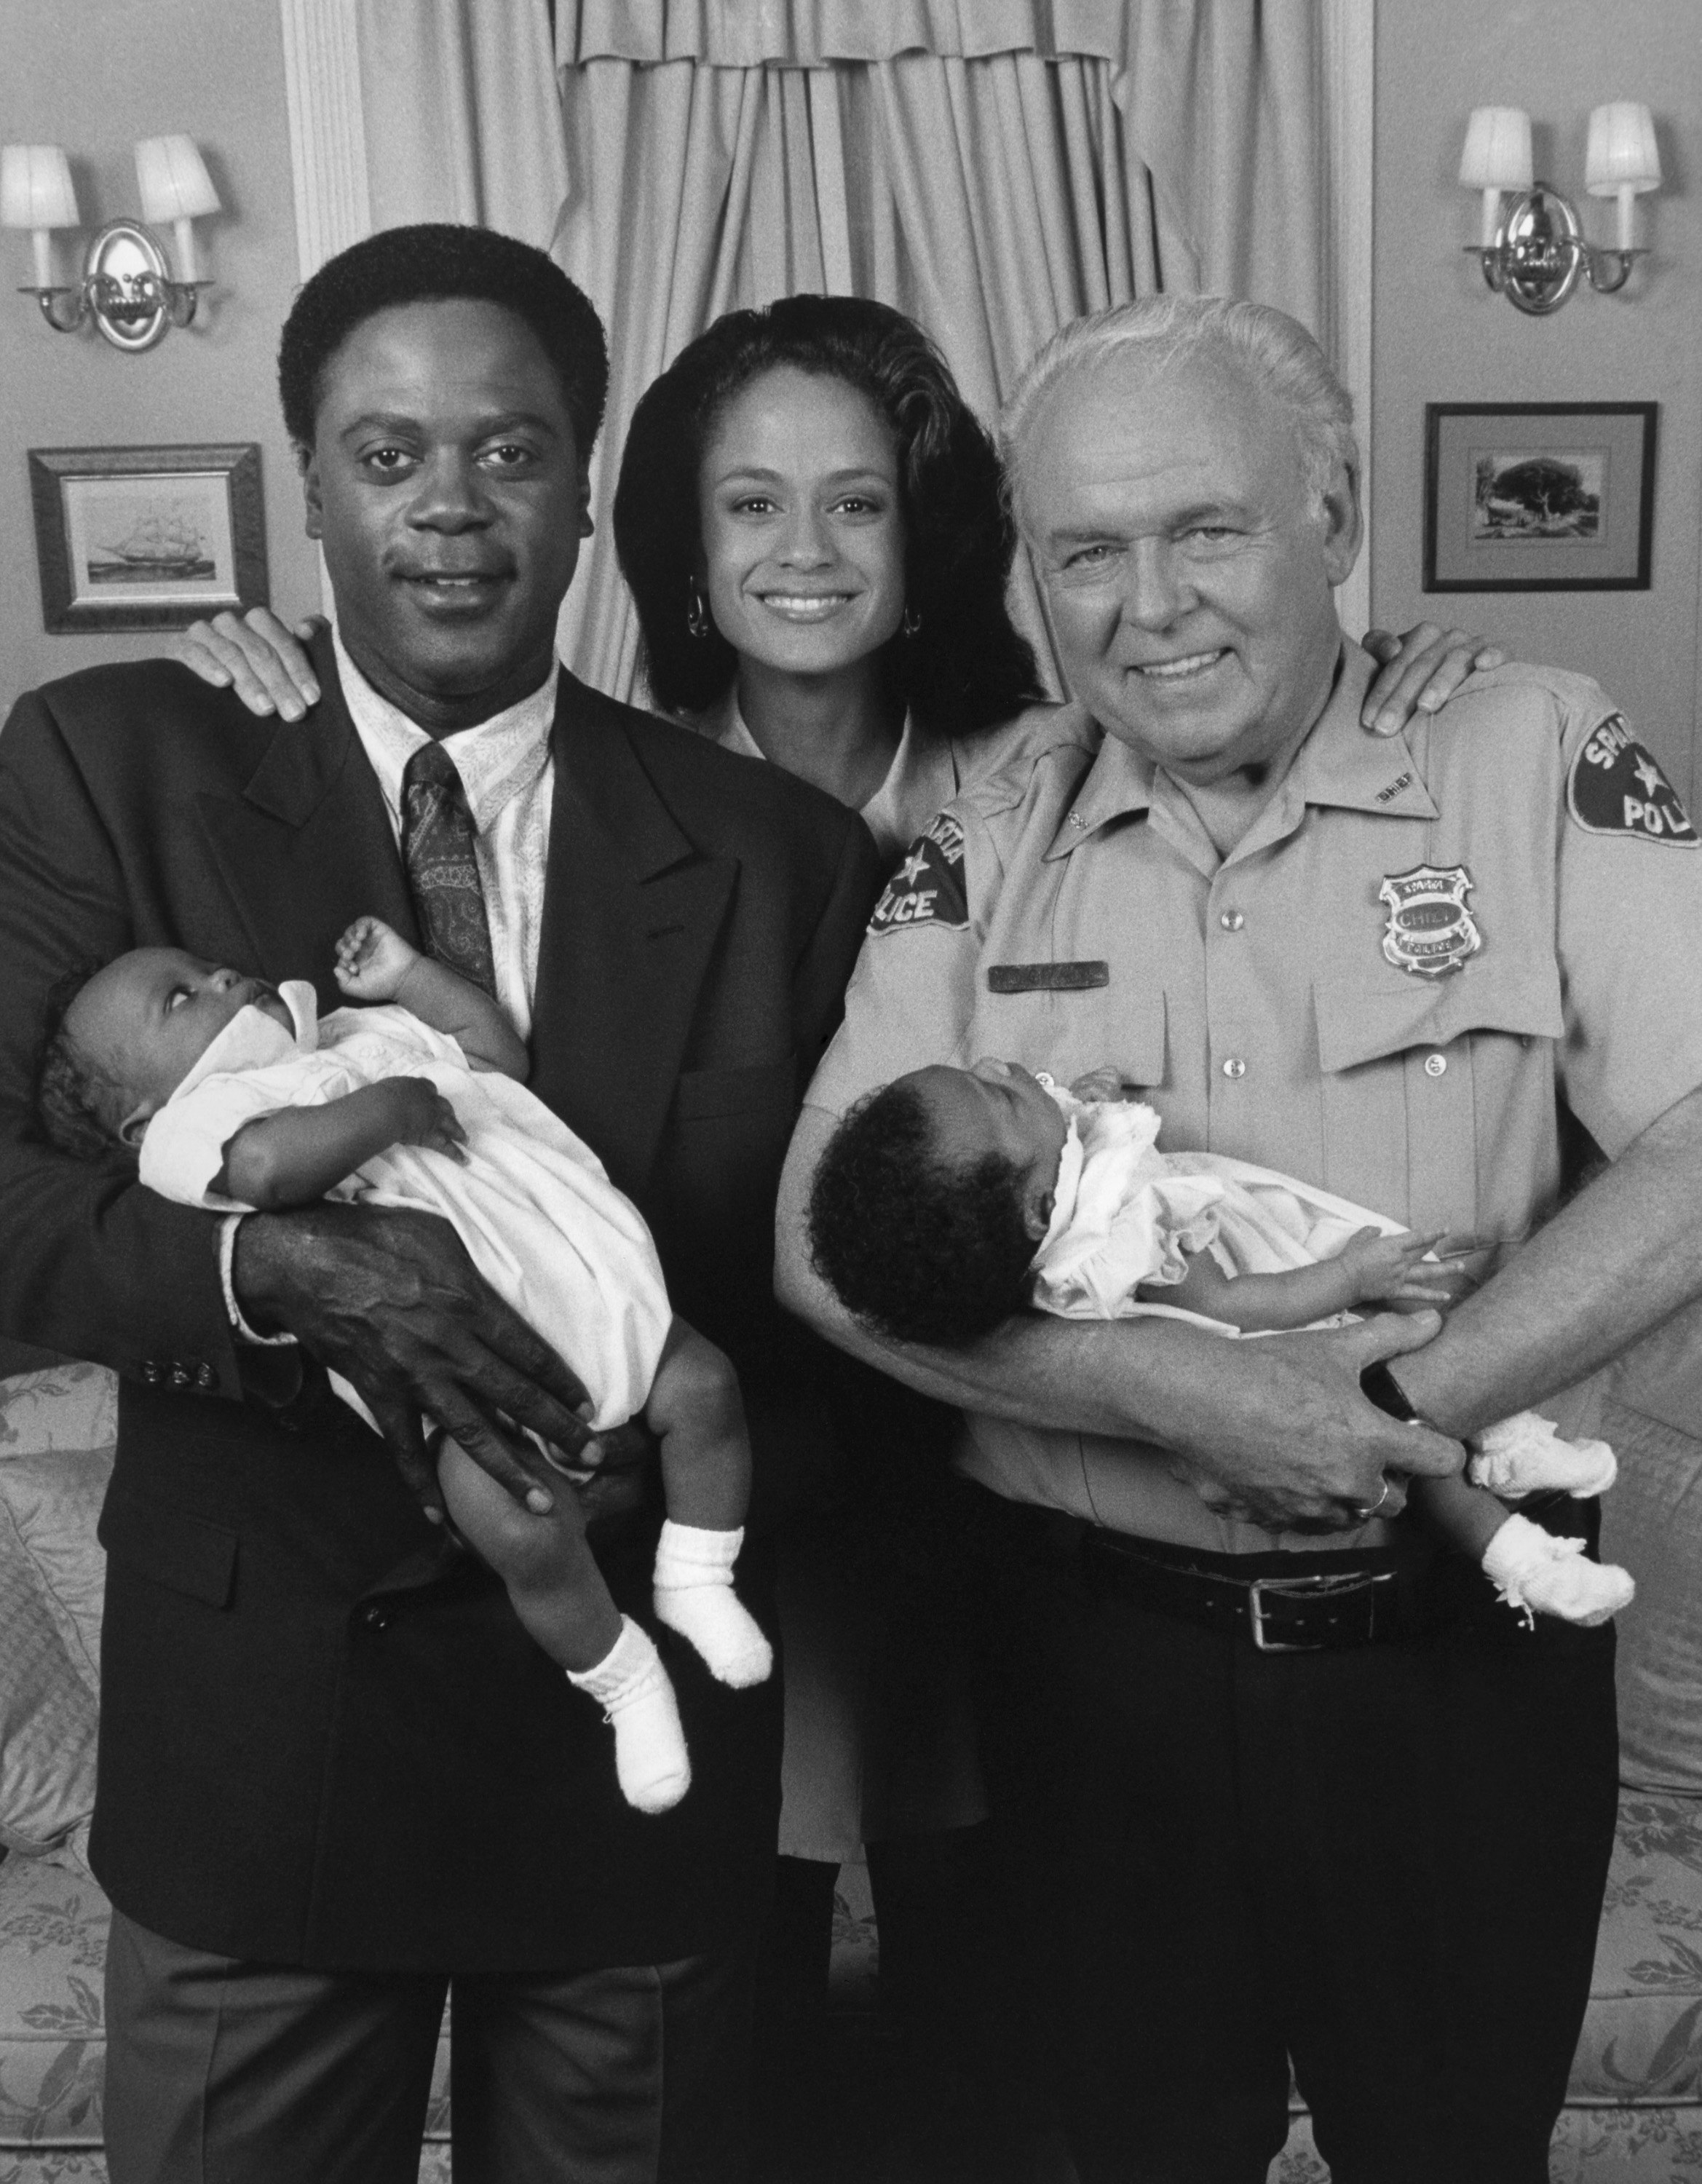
804, 640, 1702, 1554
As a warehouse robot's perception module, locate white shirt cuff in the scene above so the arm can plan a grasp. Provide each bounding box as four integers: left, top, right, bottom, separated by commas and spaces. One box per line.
219, 1214, 297, 1347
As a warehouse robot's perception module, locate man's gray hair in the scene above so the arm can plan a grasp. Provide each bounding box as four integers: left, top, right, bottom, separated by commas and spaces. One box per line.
999, 295, 1358, 539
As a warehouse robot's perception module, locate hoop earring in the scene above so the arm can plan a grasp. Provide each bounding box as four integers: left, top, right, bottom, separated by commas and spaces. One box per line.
686, 579, 711, 641
901, 605, 922, 639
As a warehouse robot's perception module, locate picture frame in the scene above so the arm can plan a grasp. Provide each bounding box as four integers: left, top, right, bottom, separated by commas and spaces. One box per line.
28, 443, 268, 633
1422, 403, 1656, 593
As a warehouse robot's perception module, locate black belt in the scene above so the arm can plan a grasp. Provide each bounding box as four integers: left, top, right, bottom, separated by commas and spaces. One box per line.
1080, 1529, 1424, 1652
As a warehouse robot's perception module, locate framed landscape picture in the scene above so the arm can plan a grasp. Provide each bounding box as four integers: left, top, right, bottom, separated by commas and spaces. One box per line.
28, 443, 268, 632
1422, 403, 1656, 593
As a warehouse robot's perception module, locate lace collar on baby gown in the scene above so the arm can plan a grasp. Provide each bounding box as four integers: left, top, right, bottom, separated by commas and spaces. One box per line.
170, 978, 320, 1102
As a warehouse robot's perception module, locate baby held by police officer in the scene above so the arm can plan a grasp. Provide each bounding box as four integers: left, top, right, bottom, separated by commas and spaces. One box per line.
36, 917, 775, 1815
808, 1056, 1634, 1627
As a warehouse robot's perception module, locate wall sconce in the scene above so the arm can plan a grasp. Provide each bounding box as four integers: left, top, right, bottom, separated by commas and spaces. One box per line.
1459, 102, 1661, 315
1, 138, 221, 352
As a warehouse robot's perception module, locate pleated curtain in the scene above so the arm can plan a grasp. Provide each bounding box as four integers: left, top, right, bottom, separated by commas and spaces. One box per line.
339, 0, 1329, 703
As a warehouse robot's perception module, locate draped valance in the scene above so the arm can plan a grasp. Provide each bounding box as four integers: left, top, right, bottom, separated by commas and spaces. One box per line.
555, 0, 1147, 70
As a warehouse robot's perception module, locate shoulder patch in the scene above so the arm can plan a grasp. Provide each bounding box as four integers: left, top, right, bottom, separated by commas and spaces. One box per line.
1567, 715, 1698, 847
868, 812, 969, 935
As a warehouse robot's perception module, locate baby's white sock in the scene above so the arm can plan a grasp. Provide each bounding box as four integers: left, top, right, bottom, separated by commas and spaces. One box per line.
653, 1521, 774, 1689
565, 1615, 692, 1813
1468, 1412, 1618, 1499
1481, 1512, 1635, 1629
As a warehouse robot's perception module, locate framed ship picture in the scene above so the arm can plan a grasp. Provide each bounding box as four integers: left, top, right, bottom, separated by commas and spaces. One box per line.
28, 443, 268, 632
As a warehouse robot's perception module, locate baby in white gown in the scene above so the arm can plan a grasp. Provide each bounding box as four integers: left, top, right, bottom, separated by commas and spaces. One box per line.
36, 917, 774, 1813
807, 1056, 1633, 1628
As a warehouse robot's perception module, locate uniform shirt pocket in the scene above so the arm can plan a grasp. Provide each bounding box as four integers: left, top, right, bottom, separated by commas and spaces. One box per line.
975, 979, 1167, 1097
1313, 961, 1564, 1245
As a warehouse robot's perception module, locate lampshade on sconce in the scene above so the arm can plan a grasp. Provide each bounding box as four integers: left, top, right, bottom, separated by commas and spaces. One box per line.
2, 135, 221, 349
0, 145, 81, 290
1459, 106, 1533, 247
1460, 100, 1661, 314
1585, 102, 1661, 252
134, 135, 220, 282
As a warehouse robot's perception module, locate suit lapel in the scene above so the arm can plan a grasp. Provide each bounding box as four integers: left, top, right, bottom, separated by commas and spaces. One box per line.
529, 677, 735, 1198
194, 636, 419, 1009
197, 654, 729, 1193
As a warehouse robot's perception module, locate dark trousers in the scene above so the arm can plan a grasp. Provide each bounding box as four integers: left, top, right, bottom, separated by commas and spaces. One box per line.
104, 1909, 757, 2184
958, 1484, 1620, 2184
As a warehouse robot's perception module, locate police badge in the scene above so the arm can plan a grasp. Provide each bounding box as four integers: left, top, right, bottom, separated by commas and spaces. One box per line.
1379, 864, 1483, 978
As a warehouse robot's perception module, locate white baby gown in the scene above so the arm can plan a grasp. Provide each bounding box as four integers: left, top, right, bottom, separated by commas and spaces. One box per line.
1029, 1083, 1393, 1329
140, 982, 670, 1431
1025, 1081, 1618, 1506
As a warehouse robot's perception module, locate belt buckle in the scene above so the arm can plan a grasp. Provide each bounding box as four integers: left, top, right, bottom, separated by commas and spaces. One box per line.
1247, 1569, 1391, 1653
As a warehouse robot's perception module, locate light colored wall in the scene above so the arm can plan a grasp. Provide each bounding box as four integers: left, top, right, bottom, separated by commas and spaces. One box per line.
0, 0, 317, 717
1372, 0, 1702, 806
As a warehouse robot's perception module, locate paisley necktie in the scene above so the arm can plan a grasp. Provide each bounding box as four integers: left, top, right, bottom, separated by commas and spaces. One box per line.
400, 741, 497, 998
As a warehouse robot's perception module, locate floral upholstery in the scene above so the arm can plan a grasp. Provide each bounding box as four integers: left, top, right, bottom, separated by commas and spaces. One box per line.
0, 1863, 103, 2156
0, 1366, 114, 1867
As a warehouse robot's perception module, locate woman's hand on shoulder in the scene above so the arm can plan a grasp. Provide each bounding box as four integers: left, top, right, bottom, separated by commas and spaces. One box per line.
1360, 622, 1507, 737
172, 606, 325, 720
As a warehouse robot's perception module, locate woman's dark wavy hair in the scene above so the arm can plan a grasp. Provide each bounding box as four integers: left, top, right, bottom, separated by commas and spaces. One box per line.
807, 1077, 1037, 1348
278, 223, 609, 458
612, 294, 1045, 740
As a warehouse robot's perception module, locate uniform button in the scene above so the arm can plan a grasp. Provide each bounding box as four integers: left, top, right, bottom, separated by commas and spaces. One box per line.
1423, 1053, 1448, 1078
140, 1360, 161, 1385
169, 1364, 191, 1389
1222, 1058, 1248, 1080
359, 1604, 394, 1632
196, 1364, 215, 1390
1219, 910, 1246, 931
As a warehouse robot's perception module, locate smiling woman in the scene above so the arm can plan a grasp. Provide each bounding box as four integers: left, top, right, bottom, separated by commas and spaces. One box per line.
614, 294, 1045, 847
696, 368, 909, 803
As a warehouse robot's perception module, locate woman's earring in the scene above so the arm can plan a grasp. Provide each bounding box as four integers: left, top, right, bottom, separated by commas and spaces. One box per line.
686, 580, 711, 641
901, 605, 922, 638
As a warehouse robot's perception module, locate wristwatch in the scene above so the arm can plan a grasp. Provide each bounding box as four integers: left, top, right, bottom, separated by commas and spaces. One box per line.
1360, 1360, 1422, 1423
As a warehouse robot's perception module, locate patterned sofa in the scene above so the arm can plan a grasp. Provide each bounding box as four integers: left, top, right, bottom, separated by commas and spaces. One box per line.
2, 1350, 1700, 2183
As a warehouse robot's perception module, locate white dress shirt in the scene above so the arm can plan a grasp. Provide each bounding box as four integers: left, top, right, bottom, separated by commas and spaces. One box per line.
221, 637, 562, 1341
334, 630, 558, 1042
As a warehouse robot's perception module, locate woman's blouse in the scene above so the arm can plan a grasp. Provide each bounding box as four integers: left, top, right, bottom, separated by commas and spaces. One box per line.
687, 690, 968, 869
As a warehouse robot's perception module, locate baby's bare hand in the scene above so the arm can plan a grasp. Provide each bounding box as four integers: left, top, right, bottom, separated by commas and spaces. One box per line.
386, 1077, 467, 1162
336, 916, 419, 1001
1068, 1066, 1131, 1103
1335, 1227, 1454, 1306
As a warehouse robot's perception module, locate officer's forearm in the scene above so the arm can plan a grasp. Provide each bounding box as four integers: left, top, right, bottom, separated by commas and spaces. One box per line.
1392, 1082, 1702, 1437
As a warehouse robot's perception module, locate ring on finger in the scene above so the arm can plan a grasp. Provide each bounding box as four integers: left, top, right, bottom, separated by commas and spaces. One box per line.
1352, 1474, 1393, 1523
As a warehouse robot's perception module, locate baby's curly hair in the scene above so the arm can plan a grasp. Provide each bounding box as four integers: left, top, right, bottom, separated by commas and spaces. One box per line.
807, 1078, 1037, 1348
36, 965, 131, 1163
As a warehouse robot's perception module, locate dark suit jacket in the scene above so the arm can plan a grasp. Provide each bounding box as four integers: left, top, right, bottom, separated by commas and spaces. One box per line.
0, 638, 881, 1971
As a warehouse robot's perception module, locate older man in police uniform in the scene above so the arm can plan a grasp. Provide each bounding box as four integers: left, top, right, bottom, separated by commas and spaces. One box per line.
776, 296, 1702, 2183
